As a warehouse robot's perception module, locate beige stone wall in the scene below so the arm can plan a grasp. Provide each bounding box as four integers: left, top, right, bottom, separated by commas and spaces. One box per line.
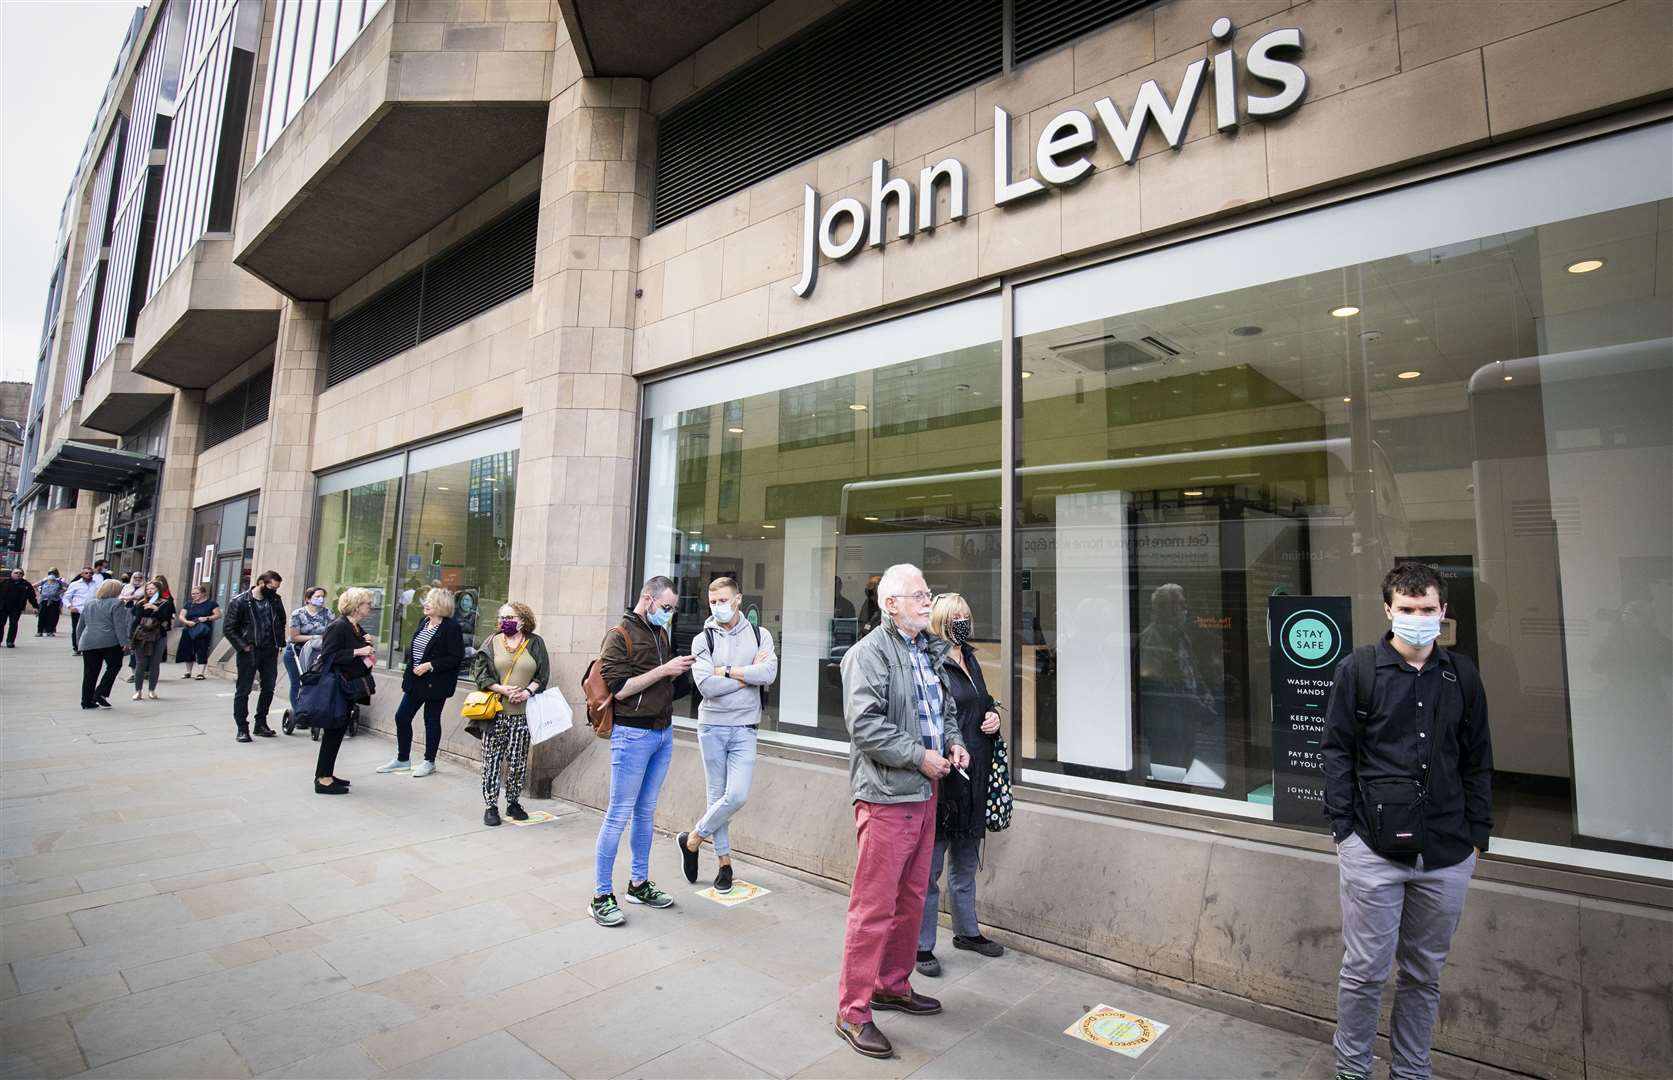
148, 394, 205, 592
191, 423, 272, 510
248, 303, 327, 594
633, 0, 1673, 375
20, 504, 95, 581
309, 292, 532, 472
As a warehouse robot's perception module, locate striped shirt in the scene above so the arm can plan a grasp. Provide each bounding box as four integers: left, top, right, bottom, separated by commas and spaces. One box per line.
896, 626, 944, 752
410, 620, 439, 664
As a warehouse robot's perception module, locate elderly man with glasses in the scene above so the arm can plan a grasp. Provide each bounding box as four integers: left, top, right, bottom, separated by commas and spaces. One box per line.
833, 563, 970, 1060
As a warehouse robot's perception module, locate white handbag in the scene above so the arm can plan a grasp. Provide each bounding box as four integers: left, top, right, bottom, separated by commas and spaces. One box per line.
525, 690, 574, 745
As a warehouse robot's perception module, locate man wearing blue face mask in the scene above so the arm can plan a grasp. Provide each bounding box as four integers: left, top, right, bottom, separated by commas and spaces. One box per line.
1321, 563, 1493, 1080
590, 575, 694, 926
677, 577, 778, 893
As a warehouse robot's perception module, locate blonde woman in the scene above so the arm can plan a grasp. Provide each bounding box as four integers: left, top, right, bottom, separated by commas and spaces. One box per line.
312, 588, 378, 794
916, 592, 1005, 977
378, 587, 465, 777
470, 601, 550, 826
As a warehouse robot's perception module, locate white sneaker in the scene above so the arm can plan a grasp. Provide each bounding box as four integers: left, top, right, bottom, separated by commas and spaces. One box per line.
412, 760, 435, 777
376, 758, 411, 774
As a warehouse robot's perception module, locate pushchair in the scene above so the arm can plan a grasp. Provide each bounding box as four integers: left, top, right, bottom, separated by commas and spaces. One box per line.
281, 635, 362, 739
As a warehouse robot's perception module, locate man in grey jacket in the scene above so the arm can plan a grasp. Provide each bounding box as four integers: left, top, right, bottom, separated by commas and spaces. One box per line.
677, 577, 778, 894
834, 563, 969, 1060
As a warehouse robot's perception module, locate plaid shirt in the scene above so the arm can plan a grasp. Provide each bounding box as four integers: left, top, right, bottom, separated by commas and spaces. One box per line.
896, 626, 944, 752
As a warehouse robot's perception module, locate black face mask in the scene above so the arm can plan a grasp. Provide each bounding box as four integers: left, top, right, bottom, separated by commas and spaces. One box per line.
949, 619, 973, 644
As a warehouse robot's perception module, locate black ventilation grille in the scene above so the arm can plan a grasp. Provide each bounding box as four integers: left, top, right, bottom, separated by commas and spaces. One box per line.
419, 200, 539, 340
326, 197, 538, 389
203, 367, 272, 450
653, 0, 1003, 230
327, 272, 422, 387
1013, 0, 1160, 64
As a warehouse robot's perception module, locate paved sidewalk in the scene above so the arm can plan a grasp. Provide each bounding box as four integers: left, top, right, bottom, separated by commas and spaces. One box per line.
0, 630, 1354, 1079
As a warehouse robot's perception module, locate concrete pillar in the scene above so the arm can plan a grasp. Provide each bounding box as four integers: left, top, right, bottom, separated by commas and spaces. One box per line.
250, 300, 326, 603
151, 392, 203, 592
517, 73, 654, 792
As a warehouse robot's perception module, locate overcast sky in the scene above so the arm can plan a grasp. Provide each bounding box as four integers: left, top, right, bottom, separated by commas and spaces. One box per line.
1, 1, 145, 386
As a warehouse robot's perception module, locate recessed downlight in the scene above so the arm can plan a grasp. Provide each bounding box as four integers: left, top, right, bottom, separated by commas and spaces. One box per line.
863, 515, 879, 522
847, 403, 868, 412
1397, 370, 1422, 380
1503, 375, 1514, 382
1230, 325, 1263, 337
1330, 305, 1360, 318
1183, 489, 1204, 497
1020, 370, 1034, 379
762, 524, 776, 529
1566, 258, 1604, 274
1342, 396, 1352, 403
727, 426, 744, 434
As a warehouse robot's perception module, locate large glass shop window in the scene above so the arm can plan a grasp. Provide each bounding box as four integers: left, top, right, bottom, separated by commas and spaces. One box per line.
311, 423, 520, 670
641, 299, 1002, 745
1013, 124, 1671, 876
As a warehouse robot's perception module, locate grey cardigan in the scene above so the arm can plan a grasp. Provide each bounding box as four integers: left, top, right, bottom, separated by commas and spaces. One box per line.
76, 597, 133, 651
839, 621, 966, 805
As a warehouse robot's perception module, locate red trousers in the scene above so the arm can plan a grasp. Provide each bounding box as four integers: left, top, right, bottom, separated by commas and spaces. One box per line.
837, 790, 937, 1025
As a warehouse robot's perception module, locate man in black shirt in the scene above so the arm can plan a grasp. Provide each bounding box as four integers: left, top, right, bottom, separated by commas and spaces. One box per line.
224, 571, 287, 742
1321, 563, 1492, 1080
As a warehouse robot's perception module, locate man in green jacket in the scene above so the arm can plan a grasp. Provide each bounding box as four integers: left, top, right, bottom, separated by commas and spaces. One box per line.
834, 563, 969, 1059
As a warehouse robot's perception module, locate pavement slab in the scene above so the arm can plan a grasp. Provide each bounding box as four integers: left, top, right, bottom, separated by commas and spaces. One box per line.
0, 630, 1439, 1080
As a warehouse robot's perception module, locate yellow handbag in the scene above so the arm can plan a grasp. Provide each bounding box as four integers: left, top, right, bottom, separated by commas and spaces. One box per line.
460, 690, 502, 721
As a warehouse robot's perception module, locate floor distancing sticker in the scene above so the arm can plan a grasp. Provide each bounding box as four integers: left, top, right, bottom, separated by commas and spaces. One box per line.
508, 810, 561, 826
696, 881, 770, 906
1064, 1004, 1168, 1058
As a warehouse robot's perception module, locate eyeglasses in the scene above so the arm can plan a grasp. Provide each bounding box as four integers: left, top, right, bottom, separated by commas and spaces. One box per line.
890, 590, 933, 603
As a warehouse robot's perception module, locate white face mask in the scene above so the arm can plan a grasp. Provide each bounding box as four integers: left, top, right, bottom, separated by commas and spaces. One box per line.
1391, 612, 1442, 648
710, 600, 735, 623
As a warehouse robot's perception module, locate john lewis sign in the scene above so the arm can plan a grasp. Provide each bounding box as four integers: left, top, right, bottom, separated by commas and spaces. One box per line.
792, 17, 1306, 298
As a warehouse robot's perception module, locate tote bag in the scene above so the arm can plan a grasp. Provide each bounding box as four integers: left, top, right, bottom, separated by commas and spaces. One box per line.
527, 691, 574, 745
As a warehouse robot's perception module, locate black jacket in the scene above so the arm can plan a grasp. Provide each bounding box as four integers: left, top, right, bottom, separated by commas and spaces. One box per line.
400, 618, 465, 701
0, 578, 38, 615
319, 617, 374, 678
224, 589, 286, 652
1321, 635, 1493, 869
599, 611, 673, 728
130, 596, 176, 645
937, 644, 997, 841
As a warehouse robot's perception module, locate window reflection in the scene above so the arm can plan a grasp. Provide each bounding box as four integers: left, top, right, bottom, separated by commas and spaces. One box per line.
1018, 199, 1673, 859
643, 336, 1002, 743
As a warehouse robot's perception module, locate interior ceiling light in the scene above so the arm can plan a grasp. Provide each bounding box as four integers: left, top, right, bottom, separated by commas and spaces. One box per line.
727, 426, 744, 434
847, 402, 868, 411
863, 515, 879, 522
1020, 370, 1034, 379
1330, 306, 1360, 318
1230, 325, 1262, 337
1503, 375, 1514, 382
1343, 396, 1352, 403
1397, 370, 1422, 380
1566, 258, 1604, 274
1183, 490, 1204, 497
436, 486, 449, 491
762, 524, 776, 529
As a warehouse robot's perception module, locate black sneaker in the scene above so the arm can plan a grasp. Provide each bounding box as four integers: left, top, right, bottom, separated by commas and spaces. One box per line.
953, 934, 1004, 957
484, 806, 501, 827
676, 832, 699, 883
506, 800, 529, 821
625, 880, 674, 908
714, 862, 733, 894
236, 725, 253, 743
96, 698, 112, 708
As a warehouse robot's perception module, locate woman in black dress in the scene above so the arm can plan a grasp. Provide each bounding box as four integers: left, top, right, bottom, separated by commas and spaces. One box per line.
313, 588, 379, 794
916, 591, 1006, 976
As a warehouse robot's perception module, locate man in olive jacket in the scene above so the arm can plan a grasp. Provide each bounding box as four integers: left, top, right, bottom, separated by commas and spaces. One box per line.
834, 563, 969, 1060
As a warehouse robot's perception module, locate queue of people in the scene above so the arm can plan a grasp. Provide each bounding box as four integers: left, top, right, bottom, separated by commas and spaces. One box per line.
19, 552, 1489, 1078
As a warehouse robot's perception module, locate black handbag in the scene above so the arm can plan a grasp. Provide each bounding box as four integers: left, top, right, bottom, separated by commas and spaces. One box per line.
1352, 644, 1429, 854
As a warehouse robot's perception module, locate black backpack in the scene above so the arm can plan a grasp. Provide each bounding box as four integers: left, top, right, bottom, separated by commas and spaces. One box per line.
702, 623, 772, 708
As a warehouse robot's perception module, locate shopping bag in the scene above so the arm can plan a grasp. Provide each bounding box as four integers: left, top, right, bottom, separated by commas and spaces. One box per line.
526, 690, 574, 745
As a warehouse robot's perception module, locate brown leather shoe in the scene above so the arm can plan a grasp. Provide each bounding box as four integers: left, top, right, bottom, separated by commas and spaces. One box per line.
870, 990, 942, 1015
835, 1019, 892, 1059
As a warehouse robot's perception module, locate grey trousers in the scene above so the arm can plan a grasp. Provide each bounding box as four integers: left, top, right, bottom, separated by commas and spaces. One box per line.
919, 833, 981, 950
1335, 832, 1476, 1080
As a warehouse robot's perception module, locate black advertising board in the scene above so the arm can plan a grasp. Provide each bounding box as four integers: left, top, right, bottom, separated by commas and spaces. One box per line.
1268, 595, 1352, 828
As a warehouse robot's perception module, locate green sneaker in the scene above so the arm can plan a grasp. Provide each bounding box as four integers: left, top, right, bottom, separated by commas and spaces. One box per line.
589, 893, 625, 926
625, 879, 675, 908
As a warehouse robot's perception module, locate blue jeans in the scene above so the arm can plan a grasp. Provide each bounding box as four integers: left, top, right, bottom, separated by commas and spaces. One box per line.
918, 833, 982, 950
695, 724, 757, 856
283, 647, 303, 714
593, 724, 675, 896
